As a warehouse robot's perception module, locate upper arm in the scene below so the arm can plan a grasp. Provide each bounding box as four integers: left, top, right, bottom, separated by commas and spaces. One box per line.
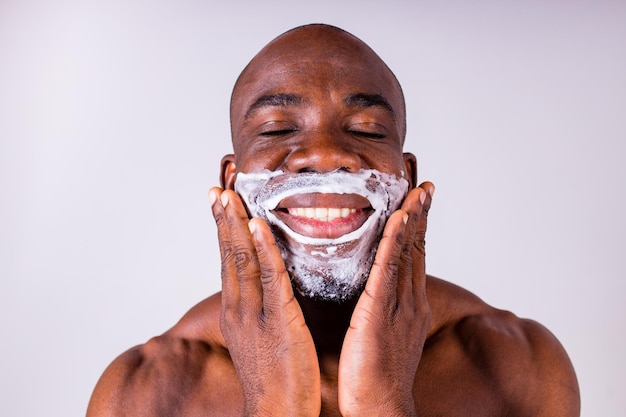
514, 319, 580, 417
460, 312, 580, 417
86, 346, 143, 417
86, 337, 196, 417
86, 335, 240, 417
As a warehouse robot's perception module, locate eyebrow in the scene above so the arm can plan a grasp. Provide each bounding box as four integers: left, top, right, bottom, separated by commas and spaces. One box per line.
243, 92, 396, 121
344, 93, 396, 119
244, 93, 303, 120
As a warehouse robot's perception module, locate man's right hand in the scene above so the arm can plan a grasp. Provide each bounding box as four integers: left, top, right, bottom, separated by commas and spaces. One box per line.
210, 187, 321, 417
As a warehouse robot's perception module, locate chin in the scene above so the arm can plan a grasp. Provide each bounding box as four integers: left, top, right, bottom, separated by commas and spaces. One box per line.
284, 251, 374, 302
271, 220, 380, 302
291, 275, 367, 303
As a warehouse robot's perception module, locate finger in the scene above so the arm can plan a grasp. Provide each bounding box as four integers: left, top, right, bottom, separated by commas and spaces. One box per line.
395, 187, 426, 304
247, 218, 295, 317
210, 187, 240, 310
411, 182, 435, 301
220, 189, 263, 311
363, 209, 408, 311
414, 181, 434, 243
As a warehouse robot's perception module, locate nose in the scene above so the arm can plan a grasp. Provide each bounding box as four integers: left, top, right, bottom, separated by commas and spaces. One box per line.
284, 131, 362, 173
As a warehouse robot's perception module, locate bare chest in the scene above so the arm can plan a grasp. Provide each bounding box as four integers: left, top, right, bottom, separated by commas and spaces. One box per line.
174, 359, 504, 417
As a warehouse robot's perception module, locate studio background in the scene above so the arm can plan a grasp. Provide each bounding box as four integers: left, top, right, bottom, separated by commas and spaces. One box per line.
1, 1, 624, 416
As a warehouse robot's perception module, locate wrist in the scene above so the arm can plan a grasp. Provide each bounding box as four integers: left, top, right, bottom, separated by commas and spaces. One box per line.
245, 397, 320, 417
341, 396, 417, 417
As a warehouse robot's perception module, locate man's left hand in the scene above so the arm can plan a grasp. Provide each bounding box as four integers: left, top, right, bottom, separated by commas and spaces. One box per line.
338, 182, 435, 417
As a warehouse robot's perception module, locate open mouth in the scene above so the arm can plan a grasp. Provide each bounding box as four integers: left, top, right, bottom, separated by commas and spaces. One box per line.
271, 193, 373, 239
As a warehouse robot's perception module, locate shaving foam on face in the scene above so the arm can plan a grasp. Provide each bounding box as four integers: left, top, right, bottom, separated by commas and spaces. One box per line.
235, 169, 409, 301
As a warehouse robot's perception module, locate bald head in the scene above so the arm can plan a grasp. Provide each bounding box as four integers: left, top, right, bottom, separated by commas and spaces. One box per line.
229, 24, 407, 152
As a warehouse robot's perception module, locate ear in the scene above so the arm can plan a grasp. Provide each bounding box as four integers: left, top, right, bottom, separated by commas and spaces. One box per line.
220, 154, 237, 190
403, 152, 417, 188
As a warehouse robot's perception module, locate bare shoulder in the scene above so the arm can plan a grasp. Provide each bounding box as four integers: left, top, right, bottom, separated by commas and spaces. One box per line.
423, 276, 580, 416
87, 293, 243, 417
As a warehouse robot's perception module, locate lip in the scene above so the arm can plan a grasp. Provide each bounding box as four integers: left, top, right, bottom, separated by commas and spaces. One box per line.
272, 193, 372, 239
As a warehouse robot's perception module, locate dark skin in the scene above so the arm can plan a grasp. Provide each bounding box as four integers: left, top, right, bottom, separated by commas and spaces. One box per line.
87, 25, 580, 417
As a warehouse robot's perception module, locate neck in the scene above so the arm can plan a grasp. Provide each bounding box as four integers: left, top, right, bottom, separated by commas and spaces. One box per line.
295, 290, 359, 356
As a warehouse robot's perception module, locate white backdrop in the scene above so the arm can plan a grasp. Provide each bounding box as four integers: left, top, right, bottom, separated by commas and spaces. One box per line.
1, 1, 624, 415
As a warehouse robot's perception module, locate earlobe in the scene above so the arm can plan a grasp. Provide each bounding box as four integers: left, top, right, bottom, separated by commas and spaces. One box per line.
403, 152, 417, 188
220, 154, 237, 190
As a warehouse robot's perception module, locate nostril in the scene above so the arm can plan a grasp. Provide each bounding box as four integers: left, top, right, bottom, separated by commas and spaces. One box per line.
297, 167, 351, 174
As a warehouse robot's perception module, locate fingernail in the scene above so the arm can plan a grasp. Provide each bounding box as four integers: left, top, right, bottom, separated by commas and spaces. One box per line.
220, 192, 229, 208
248, 220, 256, 234
419, 191, 426, 205
208, 190, 217, 206
403, 213, 409, 224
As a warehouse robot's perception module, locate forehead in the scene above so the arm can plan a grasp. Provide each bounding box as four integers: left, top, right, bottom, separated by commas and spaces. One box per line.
231, 29, 403, 126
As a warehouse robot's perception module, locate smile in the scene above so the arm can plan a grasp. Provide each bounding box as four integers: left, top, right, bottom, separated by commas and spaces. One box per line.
272, 193, 372, 239
234, 168, 409, 245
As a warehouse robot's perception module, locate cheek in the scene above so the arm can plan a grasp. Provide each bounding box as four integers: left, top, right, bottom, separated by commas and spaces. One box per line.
362, 150, 407, 177
236, 144, 292, 172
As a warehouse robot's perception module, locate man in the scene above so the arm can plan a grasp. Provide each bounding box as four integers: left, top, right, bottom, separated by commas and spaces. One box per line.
87, 24, 580, 416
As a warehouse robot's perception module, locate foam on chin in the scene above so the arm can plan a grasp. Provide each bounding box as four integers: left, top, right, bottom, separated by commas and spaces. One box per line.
235, 169, 409, 301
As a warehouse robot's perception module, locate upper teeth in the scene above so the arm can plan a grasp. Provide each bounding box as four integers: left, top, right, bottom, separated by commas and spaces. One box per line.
287, 207, 357, 222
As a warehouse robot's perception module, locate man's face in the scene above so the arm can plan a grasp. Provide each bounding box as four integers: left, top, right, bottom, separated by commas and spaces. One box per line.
229, 30, 409, 179
223, 27, 416, 300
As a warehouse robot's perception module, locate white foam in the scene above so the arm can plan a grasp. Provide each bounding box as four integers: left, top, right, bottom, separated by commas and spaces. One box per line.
235, 169, 409, 301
